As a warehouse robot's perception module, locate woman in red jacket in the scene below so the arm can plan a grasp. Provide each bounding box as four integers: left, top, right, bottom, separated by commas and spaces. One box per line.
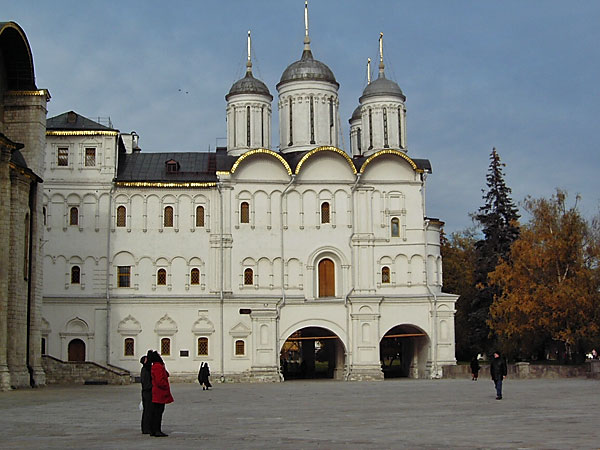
149, 351, 174, 437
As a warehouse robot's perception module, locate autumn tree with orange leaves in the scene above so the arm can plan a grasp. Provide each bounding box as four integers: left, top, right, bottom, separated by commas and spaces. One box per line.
488, 190, 600, 361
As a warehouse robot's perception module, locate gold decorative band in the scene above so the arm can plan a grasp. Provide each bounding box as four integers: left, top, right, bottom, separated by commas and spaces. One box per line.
46, 130, 118, 136
115, 181, 217, 188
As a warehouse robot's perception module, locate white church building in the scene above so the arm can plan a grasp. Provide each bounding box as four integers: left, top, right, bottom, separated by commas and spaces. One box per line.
41, 7, 457, 381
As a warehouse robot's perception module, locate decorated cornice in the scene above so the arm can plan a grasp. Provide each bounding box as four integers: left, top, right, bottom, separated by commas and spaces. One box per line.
359, 149, 420, 174
230, 148, 292, 175
115, 181, 217, 189
295, 146, 357, 175
0, 134, 23, 150
6, 89, 51, 100
46, 130, 118, 137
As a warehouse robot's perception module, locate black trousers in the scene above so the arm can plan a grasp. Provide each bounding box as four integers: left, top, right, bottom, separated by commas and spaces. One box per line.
141, 391, 152, 433
150, 402, 165, 434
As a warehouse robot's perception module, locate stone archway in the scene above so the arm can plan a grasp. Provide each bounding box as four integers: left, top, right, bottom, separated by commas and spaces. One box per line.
280, 326, 346, 380
380, 325, 430, 379
68, 338, 86, 362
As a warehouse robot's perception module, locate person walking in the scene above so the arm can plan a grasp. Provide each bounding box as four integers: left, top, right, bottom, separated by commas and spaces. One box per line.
140, 351, 153, 434
490, 351, 507, 400
150, 351, 174, 437
470, 356, 480, 381
198, 362, 212, 390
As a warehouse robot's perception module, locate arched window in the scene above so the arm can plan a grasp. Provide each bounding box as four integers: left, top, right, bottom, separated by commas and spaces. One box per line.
160, 337, 171, 356
124, 338, 134, 356
382, 266, 391, 284
383, 107, 389, 148
244, 268, 254, 286
196, 206, 205, 227
190, 268, 200, 285
240, 202, 250, 224
157, 269, 167, 285
116, 206, 126, 227
318, 258, 335, 297
69, 207, 78, 226
321, 202, 330, 224
71, 266, 81, 284
43, 207, 47, 226
368, 108, 373, 150
235, 339, 245, 356
197, 337, 208, 356
246, 105, 251, 147
309, 95, 315, 144
164, 206, 174, 227
391, 217, 400, 237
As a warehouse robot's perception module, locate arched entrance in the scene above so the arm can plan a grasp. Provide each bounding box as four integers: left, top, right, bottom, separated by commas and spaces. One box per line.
380, 325, 429, 378
280, 327, 345, 380
68, 338, 86, 361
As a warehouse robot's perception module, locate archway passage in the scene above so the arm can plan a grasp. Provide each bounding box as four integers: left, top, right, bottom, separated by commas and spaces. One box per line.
68, 338, 86, 362
280, 327, 345, 380
380, 325, 429, 378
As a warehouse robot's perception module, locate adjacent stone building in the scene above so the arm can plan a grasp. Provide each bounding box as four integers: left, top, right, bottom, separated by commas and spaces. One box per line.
0, 22, 49, 390
41, 7, 458, 381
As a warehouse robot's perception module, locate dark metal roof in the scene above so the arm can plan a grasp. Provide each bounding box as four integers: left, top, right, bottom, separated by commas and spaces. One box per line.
360, 75, 406, 102
47, 111, 115, 131
0, 22, 36, 90
349, 105, 361, 123
226, 70, 272, 101
116, 152, 218, 183
278, 49, 338, 88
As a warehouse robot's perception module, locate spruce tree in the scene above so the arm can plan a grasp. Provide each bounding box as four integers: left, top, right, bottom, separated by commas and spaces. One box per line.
470, 148, 520, 355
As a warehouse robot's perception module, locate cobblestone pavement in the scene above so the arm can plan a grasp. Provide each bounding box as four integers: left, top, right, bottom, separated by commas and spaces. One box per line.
1, 378, 599, 449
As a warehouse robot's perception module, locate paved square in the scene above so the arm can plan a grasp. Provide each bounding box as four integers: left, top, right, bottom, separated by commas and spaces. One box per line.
1, 378, 599, 449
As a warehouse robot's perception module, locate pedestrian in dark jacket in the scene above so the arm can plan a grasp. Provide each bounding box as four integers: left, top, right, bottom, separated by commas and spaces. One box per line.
490, 351, 507, 400
149, 351, 174, 437
140, 351, 153, 434
470, 356, 480, 381
198, 362, 212, 390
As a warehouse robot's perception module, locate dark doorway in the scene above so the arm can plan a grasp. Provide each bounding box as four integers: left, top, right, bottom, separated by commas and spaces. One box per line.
380, 325, 428, 378
280, 327, 344, 380
68, 338, 86, 362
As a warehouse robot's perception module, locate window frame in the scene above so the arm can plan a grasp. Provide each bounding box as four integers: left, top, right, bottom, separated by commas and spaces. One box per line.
195, 205, 205, 227
197, 337, 209, 357
244, 268, 254, 286
190, 268, 200, 285
160, 337, 171, 356
235, 339, 245, 356
57, 147, 69, 167
321, 201, 330, 224
117, 266, 131, 288
84, 147, 96, 167
157, 268, 167, 286
381, 266, 391, 284
116, 205, 126, 227
164, 206, 174, 227
71, 265, 81, 284
240, 201, 250, 224
391, 217, 400, 238
69, 207, 79, 226
124, 337, 135, 357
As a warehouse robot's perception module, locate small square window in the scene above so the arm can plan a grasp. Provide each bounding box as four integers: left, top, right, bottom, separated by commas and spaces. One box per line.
85, 148, 96, 167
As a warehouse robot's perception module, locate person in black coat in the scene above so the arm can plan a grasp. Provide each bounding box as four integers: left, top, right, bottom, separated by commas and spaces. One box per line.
490, 351, 507, 399
140, 350, 153, 434
470, 356, 480, 381
198, 362, 212, 390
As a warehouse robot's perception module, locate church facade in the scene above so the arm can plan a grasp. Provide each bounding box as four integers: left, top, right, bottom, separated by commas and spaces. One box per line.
41, 10, 457, 381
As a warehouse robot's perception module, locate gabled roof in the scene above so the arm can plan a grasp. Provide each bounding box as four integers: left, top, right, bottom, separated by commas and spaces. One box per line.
47, 111, 115, 131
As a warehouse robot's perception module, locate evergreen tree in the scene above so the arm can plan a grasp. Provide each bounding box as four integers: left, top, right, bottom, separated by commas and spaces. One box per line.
470, 148, 520, 355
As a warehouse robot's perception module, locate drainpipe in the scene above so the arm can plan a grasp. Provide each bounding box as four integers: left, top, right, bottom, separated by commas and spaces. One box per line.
277, 175, 295, 380
344, 173, 361, 380
105, 185, 115, 366
217, 182, 225, 382
421, 173, 439, 378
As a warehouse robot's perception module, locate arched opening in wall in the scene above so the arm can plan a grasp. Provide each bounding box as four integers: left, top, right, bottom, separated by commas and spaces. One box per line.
379, 325, 429, 379
68, 338, 86, 362
280, 327, 345, 380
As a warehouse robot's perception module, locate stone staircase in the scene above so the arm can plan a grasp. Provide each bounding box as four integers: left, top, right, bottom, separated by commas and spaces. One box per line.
42, 355, 132, 385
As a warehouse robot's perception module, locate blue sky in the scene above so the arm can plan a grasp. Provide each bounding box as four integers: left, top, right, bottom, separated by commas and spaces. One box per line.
4, 0, 599, 233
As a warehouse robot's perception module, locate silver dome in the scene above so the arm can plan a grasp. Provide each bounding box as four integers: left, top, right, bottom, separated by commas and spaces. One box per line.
277, 49, 338, 88
359, 75, 405, 102
226, 71, 273, 101
349, 105, 361, 123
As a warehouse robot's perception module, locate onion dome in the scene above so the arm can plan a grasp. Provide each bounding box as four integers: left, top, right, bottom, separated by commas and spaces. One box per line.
359, 33, 405, 102
226, 70, 272, 100
278, 48, 338, 87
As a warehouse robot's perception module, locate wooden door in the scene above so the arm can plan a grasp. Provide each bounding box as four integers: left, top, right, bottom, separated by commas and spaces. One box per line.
68, 339, 86, 361
318, 258, 335, 297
